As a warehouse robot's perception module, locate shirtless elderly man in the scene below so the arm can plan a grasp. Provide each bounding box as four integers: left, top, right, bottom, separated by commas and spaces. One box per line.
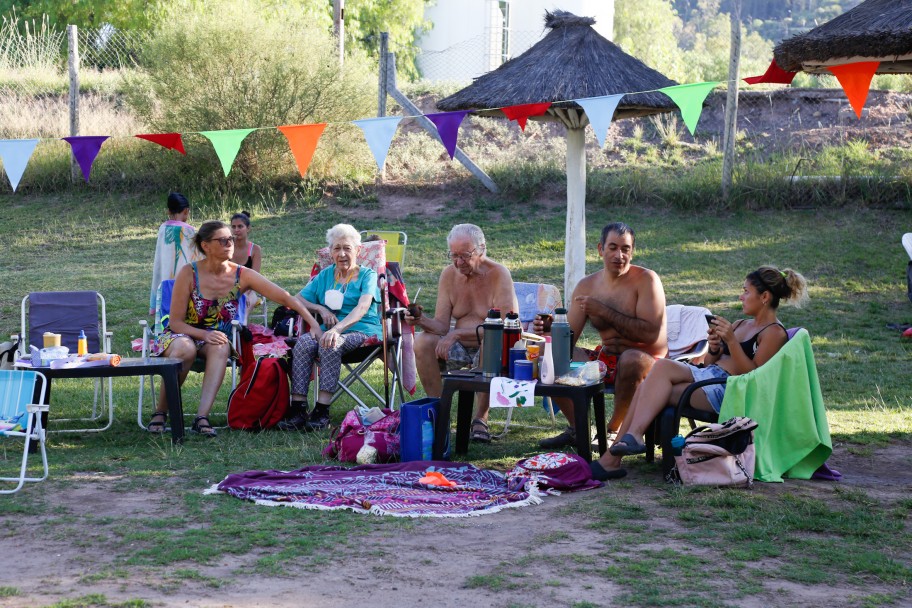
405, 224, 518, 443
538, 222, 667, 457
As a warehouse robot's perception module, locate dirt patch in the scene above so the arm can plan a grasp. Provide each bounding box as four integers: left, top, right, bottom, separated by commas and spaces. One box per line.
1, 441, 909, 608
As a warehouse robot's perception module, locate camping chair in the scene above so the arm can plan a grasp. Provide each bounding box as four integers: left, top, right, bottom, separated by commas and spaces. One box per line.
650, 327, 825, 479
0, 370, 49, 494
13, 291, 114, 433
360, 230, 407, 266
135, 279, 244, 430
490, 282, 563, 438
302, 239, 406, 410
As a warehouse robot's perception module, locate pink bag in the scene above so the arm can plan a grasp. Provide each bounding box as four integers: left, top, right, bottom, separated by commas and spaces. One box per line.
673, 417, 757, 488
323, 409, 400, 463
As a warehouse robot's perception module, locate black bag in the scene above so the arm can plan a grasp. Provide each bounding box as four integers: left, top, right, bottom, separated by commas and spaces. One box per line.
270, 306, 299, 337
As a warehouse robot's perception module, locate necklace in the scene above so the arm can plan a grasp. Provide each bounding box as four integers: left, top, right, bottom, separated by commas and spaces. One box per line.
334, 266, 357, 285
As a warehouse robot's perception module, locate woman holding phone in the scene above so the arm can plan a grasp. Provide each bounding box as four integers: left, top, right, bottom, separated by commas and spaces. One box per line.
589, 266, 808, 481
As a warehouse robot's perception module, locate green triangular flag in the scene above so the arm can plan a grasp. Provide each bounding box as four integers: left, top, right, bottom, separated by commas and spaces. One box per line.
199, 129, 256, 176
658, 82, 721, 136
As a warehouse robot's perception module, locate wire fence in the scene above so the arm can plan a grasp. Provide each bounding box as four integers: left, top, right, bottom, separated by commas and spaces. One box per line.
1, 22, 910, 205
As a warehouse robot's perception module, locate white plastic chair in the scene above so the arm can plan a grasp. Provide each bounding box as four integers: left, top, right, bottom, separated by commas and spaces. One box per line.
902, 233, 912, 262
0, 370, 49, 494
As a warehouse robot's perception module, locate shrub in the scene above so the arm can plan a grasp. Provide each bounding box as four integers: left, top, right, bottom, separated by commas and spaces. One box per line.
121, 0, 377, 187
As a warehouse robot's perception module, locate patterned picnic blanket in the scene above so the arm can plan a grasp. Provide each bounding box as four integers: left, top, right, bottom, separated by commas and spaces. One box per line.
208, 461, 542, 517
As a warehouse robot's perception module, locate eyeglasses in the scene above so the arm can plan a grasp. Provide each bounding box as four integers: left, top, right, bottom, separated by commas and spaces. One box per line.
446, 249, 477, 263
209, 236, 236, 247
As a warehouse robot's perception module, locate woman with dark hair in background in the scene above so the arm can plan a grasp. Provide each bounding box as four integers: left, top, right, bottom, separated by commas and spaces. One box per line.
589, 266, 809, 481
150, 192, 198, 314
230, 211, 264, 320
146, 220, 321, 438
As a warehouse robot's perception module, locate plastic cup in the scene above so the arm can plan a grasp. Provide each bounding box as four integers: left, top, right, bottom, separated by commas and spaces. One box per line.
514, 360, 533, 381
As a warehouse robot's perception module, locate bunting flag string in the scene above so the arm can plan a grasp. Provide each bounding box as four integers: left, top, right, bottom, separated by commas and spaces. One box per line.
828, 61, 880, 119
426, 111, 469, 159
0, 139, 39, 192
1, 56, 885, 191
574, 95, 624, 148
501, 102, 552, 131
278, 123, 327, 177
659, 82, 722, 136
354, 117, 403, 172
62, 136, 109, 182
743, 59, 797, 85
135, 132, 186, 154
199, 129, 255, 177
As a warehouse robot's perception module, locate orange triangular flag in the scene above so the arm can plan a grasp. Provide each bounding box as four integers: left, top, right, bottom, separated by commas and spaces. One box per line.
277, 123, 327, 177
828, 61, 879, 119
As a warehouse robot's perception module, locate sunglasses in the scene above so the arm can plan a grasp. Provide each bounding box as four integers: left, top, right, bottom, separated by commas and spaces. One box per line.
209, 236, 236, 247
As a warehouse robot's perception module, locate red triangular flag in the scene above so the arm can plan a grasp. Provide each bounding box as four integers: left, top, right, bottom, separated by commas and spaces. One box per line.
828, 61, 880, 119
277, 124, 327, 177
135, 133, 186, 154
501, 102, 552, 131
743, 59, 797, 85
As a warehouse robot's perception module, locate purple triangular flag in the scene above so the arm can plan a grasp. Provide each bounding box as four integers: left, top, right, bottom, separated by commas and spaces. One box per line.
62, 136, 109, 182
426, 111, 469, 159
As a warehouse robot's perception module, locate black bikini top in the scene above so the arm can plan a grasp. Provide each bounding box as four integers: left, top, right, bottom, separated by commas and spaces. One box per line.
721, 321, 786, 360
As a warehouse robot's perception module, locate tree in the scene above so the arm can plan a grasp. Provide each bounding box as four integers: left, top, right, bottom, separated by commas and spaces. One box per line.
0, 0, 165, 30
344, 0, 431, 81
614, 0, 687, 81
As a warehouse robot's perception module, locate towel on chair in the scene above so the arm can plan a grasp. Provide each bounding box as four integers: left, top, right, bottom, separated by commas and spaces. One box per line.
719, 329, 832, 482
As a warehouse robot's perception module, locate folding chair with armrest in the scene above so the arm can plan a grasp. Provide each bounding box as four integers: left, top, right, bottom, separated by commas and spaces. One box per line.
647, 327, 831, 481
302, 240, 406, 410
135, 279, 244, 430
0, 369, 49, 494
12, 291, 114, 433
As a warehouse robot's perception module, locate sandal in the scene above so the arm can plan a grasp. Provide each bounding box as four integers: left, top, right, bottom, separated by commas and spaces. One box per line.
190, 415, 218, 438
609, 433, 647, 456
470, 418, 491, 444
147, 411, 167, 434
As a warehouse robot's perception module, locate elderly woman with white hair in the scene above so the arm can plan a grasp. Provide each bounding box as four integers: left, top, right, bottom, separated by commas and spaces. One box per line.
279, 224, 383, 431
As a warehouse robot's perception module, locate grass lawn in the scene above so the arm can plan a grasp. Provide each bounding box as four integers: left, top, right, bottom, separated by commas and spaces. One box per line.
0, 191, 910, 607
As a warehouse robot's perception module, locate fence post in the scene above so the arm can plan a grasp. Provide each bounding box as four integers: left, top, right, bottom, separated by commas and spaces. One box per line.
721, 0, 741, 201
333, 0, 345, 67
378, 32, 388, 118
67, 24, 80, 183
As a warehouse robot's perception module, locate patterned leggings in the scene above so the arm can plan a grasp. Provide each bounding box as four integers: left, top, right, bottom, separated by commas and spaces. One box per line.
291, 332, 369, 396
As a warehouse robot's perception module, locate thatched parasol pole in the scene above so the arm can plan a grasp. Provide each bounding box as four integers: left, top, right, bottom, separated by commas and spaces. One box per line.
565, 127, 587, 299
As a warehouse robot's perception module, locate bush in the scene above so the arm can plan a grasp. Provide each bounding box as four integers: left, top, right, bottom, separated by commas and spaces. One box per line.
121, 0, 377, 187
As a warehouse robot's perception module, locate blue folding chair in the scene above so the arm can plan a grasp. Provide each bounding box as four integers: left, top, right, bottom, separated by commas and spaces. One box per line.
13, 291, 114, 433
0, 370, 49, 494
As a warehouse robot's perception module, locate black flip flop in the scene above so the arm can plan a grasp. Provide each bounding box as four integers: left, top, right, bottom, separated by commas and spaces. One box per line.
609, 433, 647, 456
590, 461, 627, 481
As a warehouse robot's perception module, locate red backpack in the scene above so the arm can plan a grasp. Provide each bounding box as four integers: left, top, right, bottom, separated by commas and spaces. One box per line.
227, 334, 289, 430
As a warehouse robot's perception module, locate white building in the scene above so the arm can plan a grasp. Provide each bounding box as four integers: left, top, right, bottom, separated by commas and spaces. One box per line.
417, 0, 615, 81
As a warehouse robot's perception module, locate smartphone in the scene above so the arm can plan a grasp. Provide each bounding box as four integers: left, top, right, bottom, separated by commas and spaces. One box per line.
705, 314, 715, 325
446, 370, 475, 377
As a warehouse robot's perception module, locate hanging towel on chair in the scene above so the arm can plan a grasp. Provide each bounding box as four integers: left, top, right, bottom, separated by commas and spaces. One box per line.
150, 220, 199, 314
719, 329, 832, 482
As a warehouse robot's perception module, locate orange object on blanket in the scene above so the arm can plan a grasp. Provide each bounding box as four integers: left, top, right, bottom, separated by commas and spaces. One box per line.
419, 471, 458, 487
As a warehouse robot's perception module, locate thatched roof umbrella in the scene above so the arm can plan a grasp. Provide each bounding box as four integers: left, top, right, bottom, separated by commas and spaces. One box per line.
437, 10, 678, 299
774, 0, 912, 74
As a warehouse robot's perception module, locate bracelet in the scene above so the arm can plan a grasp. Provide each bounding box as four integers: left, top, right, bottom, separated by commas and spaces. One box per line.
707, 347, 721, 356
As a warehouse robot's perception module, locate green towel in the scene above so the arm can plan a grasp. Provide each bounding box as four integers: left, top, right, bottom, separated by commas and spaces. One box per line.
719, 329, 832, 482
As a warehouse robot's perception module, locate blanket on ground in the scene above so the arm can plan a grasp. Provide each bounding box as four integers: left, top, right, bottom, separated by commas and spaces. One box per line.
720, 329, 832, 482
208, 461, 542, 517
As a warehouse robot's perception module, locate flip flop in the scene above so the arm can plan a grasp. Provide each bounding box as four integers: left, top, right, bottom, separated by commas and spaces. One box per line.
609, 433, 647, 456
589, 461, 627, 481
812, 462, 842, 481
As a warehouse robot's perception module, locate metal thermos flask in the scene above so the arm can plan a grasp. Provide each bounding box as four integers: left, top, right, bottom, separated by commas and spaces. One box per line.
551, 307, 571, 377
502, 311, 522, 373
476, 308, 504, 378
